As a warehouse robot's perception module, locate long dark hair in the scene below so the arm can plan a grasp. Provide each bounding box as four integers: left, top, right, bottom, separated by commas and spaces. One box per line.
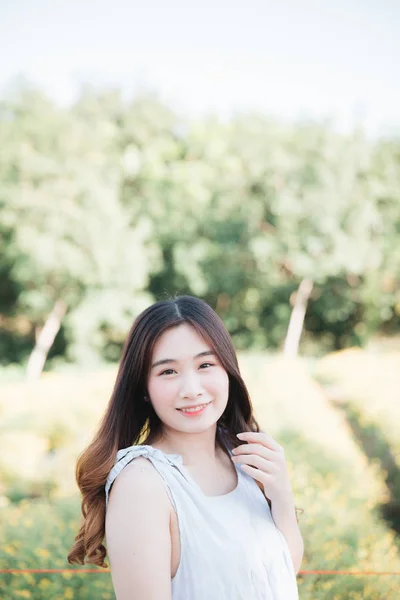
68, 294, 292, 568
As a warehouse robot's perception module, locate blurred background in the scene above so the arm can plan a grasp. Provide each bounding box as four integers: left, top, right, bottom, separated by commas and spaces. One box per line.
0, 1, 399, 598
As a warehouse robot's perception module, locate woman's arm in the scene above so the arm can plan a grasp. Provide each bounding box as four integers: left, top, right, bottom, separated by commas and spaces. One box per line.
271, 497, 304, 575
105, 458, 173, 600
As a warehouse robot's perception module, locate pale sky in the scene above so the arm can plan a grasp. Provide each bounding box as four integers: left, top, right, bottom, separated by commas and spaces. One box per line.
1, 0, 399, 135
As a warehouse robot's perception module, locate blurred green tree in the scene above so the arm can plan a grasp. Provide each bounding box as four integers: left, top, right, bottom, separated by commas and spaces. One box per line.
0, 84, 155, 375
0, 82, 399, 367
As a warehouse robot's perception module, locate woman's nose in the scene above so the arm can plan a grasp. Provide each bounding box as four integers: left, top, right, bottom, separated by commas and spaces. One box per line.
179, 370, 204, 399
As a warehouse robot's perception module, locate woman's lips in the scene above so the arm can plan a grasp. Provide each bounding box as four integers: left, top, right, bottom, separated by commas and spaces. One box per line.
177, 402, 210, 416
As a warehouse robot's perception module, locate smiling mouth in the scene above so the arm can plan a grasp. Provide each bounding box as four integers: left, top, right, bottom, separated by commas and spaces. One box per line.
176, 402, 211, 413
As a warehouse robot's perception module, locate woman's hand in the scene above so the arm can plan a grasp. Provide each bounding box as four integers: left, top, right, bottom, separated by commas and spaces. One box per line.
231, 431, 293, 504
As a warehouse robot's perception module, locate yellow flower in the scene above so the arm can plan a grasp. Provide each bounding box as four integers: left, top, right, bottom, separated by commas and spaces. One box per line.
62, 571, 72, 580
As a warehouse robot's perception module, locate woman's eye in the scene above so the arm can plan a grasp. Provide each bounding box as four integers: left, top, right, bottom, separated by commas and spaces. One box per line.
159, 363, 214, 376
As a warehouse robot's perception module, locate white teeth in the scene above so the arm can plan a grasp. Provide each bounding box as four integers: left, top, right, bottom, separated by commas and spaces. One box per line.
179, 403, 209, 413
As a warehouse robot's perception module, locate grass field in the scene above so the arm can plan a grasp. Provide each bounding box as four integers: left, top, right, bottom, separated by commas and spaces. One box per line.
0, 350, 399, 599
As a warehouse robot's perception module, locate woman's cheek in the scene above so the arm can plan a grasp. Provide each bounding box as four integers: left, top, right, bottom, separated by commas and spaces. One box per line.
148, 377, 163, 399
152, 377, 177, 399
214, 369, 229, 389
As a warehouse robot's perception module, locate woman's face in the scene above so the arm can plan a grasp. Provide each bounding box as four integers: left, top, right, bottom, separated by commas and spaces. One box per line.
147, 323, 229, 434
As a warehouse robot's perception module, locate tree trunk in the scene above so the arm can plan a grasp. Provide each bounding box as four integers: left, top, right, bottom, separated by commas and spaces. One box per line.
26, 300, 67, 381
283, 279, 313, 358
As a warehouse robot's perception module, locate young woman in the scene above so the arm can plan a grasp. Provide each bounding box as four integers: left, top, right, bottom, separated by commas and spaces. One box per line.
68, 295, 303, 599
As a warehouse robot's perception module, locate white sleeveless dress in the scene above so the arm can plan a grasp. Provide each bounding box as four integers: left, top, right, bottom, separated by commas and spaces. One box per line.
105, 431, 299, 600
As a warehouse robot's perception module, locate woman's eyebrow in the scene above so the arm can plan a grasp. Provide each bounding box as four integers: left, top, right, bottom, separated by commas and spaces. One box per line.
151, 350, 215, 369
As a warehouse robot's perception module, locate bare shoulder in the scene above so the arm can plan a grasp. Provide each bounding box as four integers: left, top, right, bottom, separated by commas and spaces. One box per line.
105, 456, 172, 600
106, 456, 173, 525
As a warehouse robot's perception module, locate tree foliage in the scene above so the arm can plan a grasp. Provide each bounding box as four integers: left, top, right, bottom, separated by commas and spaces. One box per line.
0, 82, 399, 365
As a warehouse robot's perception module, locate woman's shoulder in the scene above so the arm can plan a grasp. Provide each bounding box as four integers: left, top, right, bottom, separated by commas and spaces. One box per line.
105, 444, 182, 507
107, 455, 168, 500
105, 446, 174, 509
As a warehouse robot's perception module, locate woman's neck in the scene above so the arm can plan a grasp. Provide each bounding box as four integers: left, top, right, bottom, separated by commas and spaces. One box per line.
149, 425, 226, 468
